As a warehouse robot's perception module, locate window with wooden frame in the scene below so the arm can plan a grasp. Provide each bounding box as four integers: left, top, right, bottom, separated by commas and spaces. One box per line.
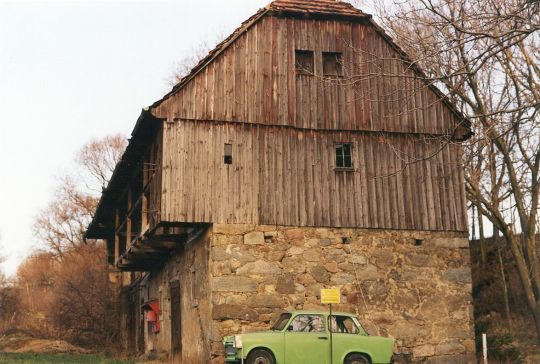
295, 50, 315, 75
323, 52, 343, 77
335, 143, 353, 169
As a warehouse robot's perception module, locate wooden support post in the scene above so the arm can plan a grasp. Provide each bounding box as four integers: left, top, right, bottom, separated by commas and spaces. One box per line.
114, 208, 120, 262
482, 333, 487, 364
126, 188, 132, 251
142, 167, 148, 233
142, 194, 148, 230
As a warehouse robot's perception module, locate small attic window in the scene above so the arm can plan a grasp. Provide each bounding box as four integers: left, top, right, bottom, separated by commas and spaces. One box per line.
295, 50, 314, 75
224, 143, 232, 165
323, 52, 343, 77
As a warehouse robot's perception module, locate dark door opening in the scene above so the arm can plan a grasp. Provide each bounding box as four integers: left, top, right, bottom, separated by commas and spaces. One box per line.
127, 289, 137, 353
170, 280, 182, 358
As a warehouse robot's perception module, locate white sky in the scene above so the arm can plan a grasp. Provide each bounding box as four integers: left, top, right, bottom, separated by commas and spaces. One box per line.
0, 0, 280, 276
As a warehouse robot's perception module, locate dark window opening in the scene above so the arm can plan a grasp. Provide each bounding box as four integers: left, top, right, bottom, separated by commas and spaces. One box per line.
323, 52, 343, 77
271, 313, 292, 331
335, 143, 353, 169
287, 314, 325, 333
295, 50, 314, 74
224, 143, 232, 164
328, 315, 360, 334
414, 239, 424, 246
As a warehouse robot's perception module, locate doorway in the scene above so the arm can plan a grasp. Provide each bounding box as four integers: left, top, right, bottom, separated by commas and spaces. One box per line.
170, 280, 182, 359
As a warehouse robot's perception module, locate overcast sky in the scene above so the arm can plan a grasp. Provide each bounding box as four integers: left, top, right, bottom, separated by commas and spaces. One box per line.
0, 0, 284, 275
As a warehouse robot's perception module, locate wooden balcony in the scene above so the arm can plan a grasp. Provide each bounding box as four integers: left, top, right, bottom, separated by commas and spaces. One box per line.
115, 223, 209, 271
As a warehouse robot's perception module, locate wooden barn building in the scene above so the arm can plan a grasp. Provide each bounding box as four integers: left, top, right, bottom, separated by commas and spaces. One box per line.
86, 0, 475, 362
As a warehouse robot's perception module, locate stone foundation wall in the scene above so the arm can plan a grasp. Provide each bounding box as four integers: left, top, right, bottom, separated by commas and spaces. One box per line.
210, 224, 476, 363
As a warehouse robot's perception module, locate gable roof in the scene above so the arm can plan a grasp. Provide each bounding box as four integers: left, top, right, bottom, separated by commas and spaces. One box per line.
150, 0, 470, 137
152, 0, 371, 110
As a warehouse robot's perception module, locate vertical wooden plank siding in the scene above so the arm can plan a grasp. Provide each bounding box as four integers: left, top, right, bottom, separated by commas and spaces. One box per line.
160, 121, 467, 231
149, 14, 469, 233
153, 16, 463, 136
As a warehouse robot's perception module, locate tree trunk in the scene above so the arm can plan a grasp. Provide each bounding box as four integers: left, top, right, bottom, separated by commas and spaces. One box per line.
497, 248, 512, 329
479, 210, 487, 267
507, 232, 540, 343
534, 303, 540, 345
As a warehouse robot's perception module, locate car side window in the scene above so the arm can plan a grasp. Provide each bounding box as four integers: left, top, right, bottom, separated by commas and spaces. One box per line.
288, 315, 325, 333
329, 315, 360, 334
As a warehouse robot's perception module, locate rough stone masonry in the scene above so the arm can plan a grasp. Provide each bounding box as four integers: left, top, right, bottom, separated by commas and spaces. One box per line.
209, 224, 475, 363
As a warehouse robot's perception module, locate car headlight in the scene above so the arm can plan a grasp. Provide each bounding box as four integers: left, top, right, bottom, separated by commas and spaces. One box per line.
234, 334, 243, 349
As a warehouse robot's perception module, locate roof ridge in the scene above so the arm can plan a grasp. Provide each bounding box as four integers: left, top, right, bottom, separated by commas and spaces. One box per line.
267, 0, 367, 16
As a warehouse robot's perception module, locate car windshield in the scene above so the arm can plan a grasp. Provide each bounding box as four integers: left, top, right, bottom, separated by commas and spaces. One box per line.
271, 313, 292, 331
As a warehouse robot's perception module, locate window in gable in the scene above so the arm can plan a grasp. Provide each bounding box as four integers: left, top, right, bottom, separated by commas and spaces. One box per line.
335, 142, 353, 169
295, 50, 315, 75
323, 52, 343, 77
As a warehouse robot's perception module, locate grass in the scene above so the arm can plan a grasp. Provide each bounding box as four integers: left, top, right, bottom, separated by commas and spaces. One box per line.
0, 353, 132, 364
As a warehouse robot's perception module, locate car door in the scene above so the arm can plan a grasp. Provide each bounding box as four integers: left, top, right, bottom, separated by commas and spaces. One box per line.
284, 314, 329, 364
329, 315, 367, 363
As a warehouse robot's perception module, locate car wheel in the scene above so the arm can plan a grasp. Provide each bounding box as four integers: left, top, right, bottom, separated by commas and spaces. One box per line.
345, 353, 371, 364
247, 349, 275, 364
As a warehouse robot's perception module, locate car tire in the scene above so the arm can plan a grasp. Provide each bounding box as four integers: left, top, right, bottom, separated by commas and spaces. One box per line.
345, 353, 371, 364
246, 349, 275, 364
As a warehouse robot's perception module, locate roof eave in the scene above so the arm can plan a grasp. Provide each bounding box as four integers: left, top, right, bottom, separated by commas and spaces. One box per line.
85, 109, 165, 240
267, 9, 372, 22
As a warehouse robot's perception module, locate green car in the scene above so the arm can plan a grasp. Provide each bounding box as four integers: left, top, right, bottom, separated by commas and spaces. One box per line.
223, 310, 394, 364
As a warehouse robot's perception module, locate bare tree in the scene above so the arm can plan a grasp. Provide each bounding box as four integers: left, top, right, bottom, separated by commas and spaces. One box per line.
0, 237, 17, 334
15, 251, 57, 337
33, 135, 126, 259
33, 179, 97, 259
77, 134, 126, 192
51, 243, 117, 346
368, 0, 540, 340
17, 134, 127, 347
167, 35, 225, 87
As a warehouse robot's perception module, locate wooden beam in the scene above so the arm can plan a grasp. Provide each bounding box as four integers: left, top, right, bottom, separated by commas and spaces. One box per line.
114, 208, 120, 261
125, 188, 132, 258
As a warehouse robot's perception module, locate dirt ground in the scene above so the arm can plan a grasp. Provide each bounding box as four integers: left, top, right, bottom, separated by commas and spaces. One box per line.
0, 331, 90, 355
0, 331, 132, 363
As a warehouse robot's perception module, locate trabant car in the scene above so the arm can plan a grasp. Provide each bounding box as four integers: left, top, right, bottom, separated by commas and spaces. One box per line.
223, 310, 394, 364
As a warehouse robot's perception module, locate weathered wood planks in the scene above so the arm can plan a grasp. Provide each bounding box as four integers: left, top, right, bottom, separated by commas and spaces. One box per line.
161, 120, 467, 231
154, 16, 463, 137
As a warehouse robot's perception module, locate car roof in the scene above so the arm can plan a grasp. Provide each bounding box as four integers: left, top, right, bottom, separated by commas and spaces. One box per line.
281, 310, 357, 317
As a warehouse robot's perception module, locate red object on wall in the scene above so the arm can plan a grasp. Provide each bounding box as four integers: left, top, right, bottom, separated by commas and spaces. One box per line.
142, 299, 160, 333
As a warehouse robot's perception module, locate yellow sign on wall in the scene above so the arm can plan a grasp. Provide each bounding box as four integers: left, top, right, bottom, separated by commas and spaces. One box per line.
320, 288, 341, 304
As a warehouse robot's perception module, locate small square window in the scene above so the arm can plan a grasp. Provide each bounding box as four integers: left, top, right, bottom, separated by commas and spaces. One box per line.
335, 143, 353, 169
224, 143, 232, 165
295, 50, 314, 74
323, 52, 343, 77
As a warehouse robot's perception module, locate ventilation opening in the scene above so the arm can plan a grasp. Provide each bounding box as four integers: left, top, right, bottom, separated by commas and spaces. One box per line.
414, 239, 423, 246
323, 51, 343, 77
295, 50, 315, 74
224, 143, 232, 164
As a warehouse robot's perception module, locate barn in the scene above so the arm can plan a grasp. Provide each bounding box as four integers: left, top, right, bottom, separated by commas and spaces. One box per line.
86, 1, 475, 362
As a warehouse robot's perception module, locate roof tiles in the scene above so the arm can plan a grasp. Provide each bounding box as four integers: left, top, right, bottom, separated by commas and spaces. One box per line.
268, 0, 368, 18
